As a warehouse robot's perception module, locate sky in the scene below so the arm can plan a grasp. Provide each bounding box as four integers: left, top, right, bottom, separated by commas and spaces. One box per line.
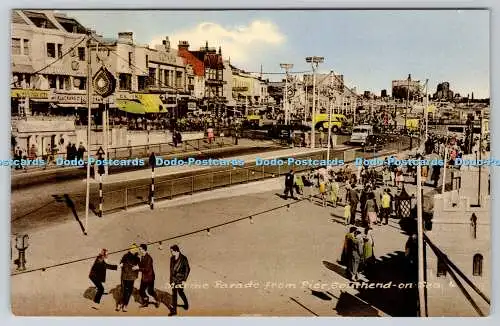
64, 10, 490, 98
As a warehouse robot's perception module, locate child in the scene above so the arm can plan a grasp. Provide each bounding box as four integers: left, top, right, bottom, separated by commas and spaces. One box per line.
344, 203, 351, 226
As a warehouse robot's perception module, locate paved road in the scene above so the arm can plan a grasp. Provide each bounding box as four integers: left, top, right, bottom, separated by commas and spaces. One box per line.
11, 144, 357, 234
11, 177, 428, 316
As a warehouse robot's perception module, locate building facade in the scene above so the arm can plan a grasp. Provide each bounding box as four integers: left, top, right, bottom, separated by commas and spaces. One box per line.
392, 75, 421, 101
425, 162, 490, 316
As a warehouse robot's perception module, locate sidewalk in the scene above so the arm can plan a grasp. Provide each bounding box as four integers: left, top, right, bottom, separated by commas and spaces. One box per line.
11, 149, 437, 316
10, 176, 409, 316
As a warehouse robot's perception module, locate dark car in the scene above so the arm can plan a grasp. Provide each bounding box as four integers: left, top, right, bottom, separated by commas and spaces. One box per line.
362, 134, 385, 151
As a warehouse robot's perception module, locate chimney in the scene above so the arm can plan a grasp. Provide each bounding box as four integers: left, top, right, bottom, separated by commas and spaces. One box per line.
118, 32, 134, 45
178, 40, 190, 51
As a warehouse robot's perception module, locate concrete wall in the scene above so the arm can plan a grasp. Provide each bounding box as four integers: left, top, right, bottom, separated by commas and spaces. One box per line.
425, 166, 490, 316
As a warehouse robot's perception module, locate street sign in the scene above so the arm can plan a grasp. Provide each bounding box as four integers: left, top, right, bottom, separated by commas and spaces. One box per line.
96, 146, 105, 155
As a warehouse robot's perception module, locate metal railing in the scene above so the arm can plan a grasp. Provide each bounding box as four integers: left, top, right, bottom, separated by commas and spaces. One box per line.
98, 137, 412, 213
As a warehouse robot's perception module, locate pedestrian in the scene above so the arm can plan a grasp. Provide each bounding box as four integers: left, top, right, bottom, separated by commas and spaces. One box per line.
339, 226, 357, 267
348, 186, 359, 225
319, 175, 327, 207
77, 142, 86, 161
344, 203, 351, 226
381, 189, 391, 225
382, 167, 391, 187
169, 245, 190, 316
365, 192, 378, 227
117, 244, 140, 312
350, 229, 364, 281
294, 172, 304, 196
207, 127, 214, 144
319, 128, 325, 147
362, 228, 375, 277
395, 166, 404, 189
71, 143, 77, 160
283, 169, 296, 200
138, 244, 160, 308
330, 176, 339, 208
88, 248, 118, 310
172, 130, 178, 147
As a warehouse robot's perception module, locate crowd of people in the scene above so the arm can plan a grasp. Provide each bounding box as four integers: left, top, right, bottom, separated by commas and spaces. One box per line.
88, 243, 190, 316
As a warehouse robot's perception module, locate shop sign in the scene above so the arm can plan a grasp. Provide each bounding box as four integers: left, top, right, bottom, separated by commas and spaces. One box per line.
51, 93, 105, 104
11, 89, 49, 99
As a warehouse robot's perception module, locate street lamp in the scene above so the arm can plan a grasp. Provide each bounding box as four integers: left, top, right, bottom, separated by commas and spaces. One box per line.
15, 234, 29, 271
280, 63, 294, 125
306, 56, 324, 149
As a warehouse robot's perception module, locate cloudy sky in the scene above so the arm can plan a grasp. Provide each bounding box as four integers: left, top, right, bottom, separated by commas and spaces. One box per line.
65, 10, 490, 98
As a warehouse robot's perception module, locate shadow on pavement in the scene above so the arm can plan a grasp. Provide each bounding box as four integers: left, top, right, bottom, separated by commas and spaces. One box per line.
63, 194, 86, 235
335, 291, 380, 316
323, 251, 418, 317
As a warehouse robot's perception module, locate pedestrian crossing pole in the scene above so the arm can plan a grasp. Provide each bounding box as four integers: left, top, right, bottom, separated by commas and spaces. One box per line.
98, 172, 103, 217
150, 165, 155, 210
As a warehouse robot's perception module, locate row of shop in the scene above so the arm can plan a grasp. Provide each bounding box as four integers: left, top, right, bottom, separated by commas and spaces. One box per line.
11, 88, 200, 115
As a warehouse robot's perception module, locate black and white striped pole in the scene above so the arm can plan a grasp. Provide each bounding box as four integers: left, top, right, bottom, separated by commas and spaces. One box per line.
149, 152, 156, 210
97, 148, 105, 218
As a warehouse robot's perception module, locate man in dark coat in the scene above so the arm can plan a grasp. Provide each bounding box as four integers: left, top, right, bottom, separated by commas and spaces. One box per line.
88, 248, 117, 309
283, 169, 296, 200
348, 186, 359, 225
138, 244, 159, 308
169, 245, 190, 316
118, 244, 140, 312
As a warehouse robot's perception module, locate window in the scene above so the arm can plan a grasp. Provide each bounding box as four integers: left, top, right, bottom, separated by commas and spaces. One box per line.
470, 213, 478, 239
23, 39, 29, 55
437, 257, 447, 277
57, 44, 63, 58
473, 254, 483, 276
78, 47, 85, 61
137, 76, 146, 91
128, 52, 133, 66
12, 38, 21, 55
73, 77, 86, 90
119, 73, 132, 91
47, 43, 56, 58
145, 55, 149, 67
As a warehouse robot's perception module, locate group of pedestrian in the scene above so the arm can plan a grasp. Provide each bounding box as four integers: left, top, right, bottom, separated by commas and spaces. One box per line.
88, 243, 190, 316
66, 142, 86, 161
339, 226, 376, 281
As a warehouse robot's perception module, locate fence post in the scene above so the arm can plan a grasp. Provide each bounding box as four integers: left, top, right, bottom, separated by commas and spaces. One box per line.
150, 165, 155, 210
125, 188, 128, 210
229, 170, 232, 185
191, 176, 194, 194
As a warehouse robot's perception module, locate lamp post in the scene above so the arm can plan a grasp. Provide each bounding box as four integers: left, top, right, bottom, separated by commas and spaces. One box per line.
84, 32, 93, 234
306, 56, 324, 149
405, 74, 411, 133
280, 63, 294, 125
424, 79, 429, 141
15, 234, 29, 271
327, 71, 335, 162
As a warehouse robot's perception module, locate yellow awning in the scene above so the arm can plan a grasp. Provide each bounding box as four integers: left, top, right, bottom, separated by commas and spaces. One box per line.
116, 100, 146, 115
136, 94, 167, 113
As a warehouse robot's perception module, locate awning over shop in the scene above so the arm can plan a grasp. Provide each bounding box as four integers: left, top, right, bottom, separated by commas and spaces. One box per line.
115, 100, 146, 115
137, 94, 167, 113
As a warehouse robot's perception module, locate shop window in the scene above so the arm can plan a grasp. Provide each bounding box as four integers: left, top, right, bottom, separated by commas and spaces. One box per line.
473, 254, 483, 276
12, 38, 21, 55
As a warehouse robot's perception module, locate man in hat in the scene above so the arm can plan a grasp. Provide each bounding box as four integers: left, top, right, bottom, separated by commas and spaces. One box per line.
169, 245, 190, 316
138, 244, 160, 308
